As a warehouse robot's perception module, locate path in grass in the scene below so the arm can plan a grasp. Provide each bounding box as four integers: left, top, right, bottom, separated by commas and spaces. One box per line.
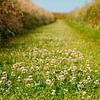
0, 19, 100, 69
0, 20, 100, 99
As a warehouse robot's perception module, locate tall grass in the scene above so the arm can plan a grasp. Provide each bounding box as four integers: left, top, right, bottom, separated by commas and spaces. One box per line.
66, 20, 100, 42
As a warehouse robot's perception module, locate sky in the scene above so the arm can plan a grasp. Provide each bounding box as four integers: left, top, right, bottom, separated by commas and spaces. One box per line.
32, 0, 92, 12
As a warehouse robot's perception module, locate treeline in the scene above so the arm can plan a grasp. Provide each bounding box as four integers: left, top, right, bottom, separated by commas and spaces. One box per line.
0, 0, 55, 42
66, 0, 100, 28
53, 13, 66, 19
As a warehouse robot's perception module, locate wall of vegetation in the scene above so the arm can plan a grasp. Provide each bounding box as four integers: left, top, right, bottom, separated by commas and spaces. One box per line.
0, 0, 55, 42
66, 0, 100, 28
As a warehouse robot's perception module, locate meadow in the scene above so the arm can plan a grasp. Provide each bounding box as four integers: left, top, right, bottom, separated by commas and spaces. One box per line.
0, 0, 100, 99
0, 20, 100, 100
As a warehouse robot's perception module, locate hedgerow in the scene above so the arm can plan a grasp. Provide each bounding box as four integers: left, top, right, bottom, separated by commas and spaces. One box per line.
0, 0, 55, 42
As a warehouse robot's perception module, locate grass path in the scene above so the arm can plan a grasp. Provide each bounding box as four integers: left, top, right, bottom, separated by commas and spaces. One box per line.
0, 19, 100, 69
0, 20, 100, 99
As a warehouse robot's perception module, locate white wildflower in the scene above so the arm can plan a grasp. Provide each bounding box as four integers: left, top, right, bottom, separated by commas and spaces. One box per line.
82, 91, 87, 96
46, 79, 53, 86
51, 90, 56, 95
58, 75, 65, 81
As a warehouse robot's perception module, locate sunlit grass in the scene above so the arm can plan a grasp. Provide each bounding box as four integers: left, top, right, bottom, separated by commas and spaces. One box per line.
66, 20, 100, 41
0, 20, 100, 99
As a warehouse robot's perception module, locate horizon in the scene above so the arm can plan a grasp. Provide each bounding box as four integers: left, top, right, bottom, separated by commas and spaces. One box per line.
32, 0, 92, 13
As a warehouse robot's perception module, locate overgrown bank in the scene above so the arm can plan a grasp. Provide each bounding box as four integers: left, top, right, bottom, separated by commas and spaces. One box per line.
66, 20, 100, 43
0, 0, 55, 43
65, 0, 100, 44
66, 0, 100, 28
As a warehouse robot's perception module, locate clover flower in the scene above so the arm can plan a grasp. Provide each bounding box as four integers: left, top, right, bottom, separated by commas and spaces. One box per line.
20, 67, 28, 73
11, 71, 15, 77
94, 80, 100, 86
46, 79, 53, 86
51, 90, 56, 95
82, 91, 87, 96
28, 75, 33, 81
64, 89, 68, 93
7, 80, 12, 86
17, 76, 21, 82
13, 63, 18, 69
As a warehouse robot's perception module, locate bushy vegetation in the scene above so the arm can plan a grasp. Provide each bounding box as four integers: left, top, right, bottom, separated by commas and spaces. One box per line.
66, 20, 100, 42
65, 0, 100, 44
0, 0, 55, 42
53, 13, 66, 19
66, 0, 100, 28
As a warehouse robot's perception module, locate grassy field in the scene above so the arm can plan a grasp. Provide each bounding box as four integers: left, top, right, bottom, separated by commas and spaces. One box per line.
0, 20, 100, 100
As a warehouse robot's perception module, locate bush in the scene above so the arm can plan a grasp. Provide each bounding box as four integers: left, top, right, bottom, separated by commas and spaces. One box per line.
0, 0, 55, 43
66, 0, 100, 28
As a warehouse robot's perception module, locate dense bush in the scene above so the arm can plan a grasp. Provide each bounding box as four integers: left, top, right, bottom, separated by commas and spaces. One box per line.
0, 0, 55, 42
66, 0, 100, 28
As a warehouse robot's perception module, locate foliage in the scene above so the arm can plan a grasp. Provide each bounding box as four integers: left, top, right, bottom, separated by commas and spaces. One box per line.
0, 0, 55, 43
53, 13, 66, 19
66, 20, 100, 42
66, 0, 100, 28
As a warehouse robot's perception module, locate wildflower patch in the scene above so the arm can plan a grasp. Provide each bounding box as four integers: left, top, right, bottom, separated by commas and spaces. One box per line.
0, 48, 100, 99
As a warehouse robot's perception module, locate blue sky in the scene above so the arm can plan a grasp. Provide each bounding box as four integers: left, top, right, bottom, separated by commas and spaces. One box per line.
32, 0, 92, 12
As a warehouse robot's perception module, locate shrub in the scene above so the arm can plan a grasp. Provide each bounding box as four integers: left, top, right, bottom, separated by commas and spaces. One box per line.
0, 0, 55, 43
66, 0, 100, 28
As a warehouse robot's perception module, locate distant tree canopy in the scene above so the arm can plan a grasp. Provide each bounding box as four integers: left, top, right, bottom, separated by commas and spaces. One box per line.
53, 13, 66, 19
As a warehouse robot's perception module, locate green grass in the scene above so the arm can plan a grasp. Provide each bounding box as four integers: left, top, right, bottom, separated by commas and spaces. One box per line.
66, 20, 100, 42
0, 19, 100, 100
